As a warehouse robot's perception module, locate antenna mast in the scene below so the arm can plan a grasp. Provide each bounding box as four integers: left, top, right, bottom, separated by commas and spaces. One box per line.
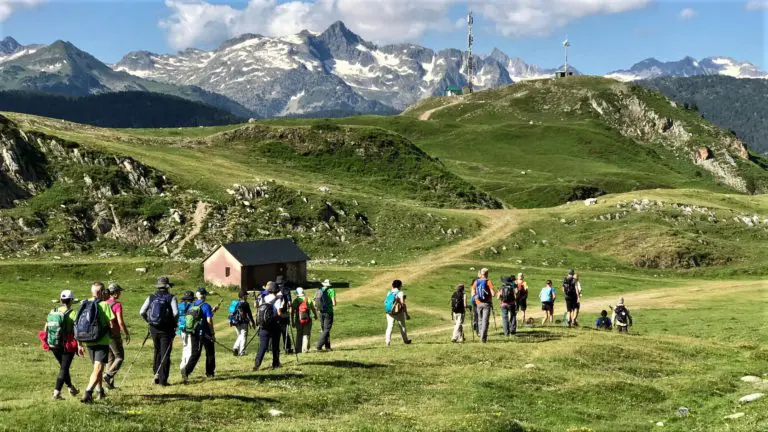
466, 6, 474, 93
563, 38, 571, 75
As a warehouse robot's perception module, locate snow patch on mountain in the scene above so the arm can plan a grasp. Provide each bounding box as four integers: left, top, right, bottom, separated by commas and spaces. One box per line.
607, 56, 768, 81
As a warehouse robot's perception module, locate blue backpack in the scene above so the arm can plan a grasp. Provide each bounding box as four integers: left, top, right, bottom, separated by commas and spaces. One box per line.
74, 300, 107, 343
475, 279, 488, 302
384, 291, 398, 314
228, 300, 248, 325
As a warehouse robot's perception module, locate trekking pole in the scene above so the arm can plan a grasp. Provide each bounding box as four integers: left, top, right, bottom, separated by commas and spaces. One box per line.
244, 325, 260, 352
120, 331, 151, 387
290, 324, 300, 364
205, 334, 233, 352
491, 304, 498, 331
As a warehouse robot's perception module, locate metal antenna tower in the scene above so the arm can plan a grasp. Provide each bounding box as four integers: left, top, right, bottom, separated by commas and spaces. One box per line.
466, 7, 474, 93
563, 37, 571, 76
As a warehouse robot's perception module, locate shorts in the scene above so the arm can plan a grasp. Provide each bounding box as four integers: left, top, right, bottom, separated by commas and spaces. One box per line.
565, 297, 579, 312
541, 301, 553, 312
517, 299, 527, 312
87, 345, 109, 364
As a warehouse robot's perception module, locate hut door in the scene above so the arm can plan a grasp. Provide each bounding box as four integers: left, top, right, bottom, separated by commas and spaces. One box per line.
277, 264, 286, 277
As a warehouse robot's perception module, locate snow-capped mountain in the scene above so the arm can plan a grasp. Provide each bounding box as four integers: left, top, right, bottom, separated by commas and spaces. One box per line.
606, 56, 768, 82
113, 21, 551, 117
0, 36, 42, 63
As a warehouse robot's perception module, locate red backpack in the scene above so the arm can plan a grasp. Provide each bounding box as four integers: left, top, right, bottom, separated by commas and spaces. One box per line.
298, 298, 311, 325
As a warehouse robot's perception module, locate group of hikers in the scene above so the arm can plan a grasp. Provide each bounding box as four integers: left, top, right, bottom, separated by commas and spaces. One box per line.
40, 268, 632, 402
445, 268, 633, 344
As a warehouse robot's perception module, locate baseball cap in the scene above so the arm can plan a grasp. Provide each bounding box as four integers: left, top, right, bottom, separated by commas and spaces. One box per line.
296, 287, 305, 297
181, 290, 195, 301
107, 283, 123, 294
196, 287, 209, 296
60, 290, 74, 301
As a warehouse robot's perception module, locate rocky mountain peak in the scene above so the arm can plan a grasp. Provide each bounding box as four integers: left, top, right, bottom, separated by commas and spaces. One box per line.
218, 33, 264, 51
0, 36, 21, 54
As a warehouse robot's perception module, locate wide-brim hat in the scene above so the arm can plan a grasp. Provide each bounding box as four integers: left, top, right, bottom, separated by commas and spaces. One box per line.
107, 283, 123, 293
181, 291, 195, 301
196, 287, 209, 296
321, 279, 332, 287
296, 287, 305, 297
156, 276, 174, 289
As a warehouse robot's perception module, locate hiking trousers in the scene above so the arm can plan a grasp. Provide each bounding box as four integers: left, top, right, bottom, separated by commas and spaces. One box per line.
232, 324, 250, 355
452, 312, 465, 342
255, 325, 280, 368
105, 334, 125, 379
186, 334, 216, 377
385, 311, 409, 345
295, 321, 312, 353
179, 333, 192, 372
150, 329, 174, 385
477, 303, 491, 342
316, 312, 334, 350
52, 349, 75, 391
501, 305, 517, 336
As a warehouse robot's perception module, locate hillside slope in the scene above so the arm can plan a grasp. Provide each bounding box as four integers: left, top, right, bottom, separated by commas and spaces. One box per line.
640, 76, 768, 154
0, 91, 244, 128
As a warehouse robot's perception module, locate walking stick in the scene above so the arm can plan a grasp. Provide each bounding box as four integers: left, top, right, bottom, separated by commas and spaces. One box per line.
290, 324, 300, 364
244, 325, 260, 352
491, 304, 498, 331
470, 305, 475, 342
120, 331, 151, 387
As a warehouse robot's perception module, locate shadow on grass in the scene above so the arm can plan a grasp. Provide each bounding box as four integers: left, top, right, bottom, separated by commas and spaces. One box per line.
234, 373, 305, 383
512, 330, 572, 344
302, 360, 387, 369
141, 394, 278, 404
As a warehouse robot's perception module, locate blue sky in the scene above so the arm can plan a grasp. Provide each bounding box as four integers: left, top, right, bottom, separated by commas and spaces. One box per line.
0, 0, 765, 74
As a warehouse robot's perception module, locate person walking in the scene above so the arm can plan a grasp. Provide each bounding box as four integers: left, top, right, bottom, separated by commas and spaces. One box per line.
229, 291, 256, 357
76, 282, 117, 403
612, 298, 633, 334
515, 273, 529, 324
292, 287, 318, 353
573, 273, 583, 326
182, 287, 217, 380
103, 284, 130, 389
177, 290, 194, 375
562, 269, 579, 327
276, 276, 294, 354
45, 290, 80, 400
139, 276, 178, 386
384, 280, 411, 346
314, 279, 337, 352
450, 284, 466, 343
499, 276, 517, 336
254, 282, 284, 371
471, 268, 495, 343
539, 280, 556, 326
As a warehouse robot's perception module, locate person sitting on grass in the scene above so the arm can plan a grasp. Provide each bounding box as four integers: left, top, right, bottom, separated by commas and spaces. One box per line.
612, 298, 633, 334
539, 280, 555, 326
595, 310, 612, 330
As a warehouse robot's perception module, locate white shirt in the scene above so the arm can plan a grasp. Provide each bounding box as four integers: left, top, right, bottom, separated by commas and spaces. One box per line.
262, 293, 284, 314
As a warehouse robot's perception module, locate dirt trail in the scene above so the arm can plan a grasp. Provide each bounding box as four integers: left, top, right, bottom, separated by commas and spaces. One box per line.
418, 99, 463, 121
173, 201, 210, 256
342, 209, 520, 301
336, 279, 767, 347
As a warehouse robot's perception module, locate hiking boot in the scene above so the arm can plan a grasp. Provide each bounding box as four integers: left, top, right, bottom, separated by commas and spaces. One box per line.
68, 387, 79, 397
153, 377, 160, 385
252, 365, 260, 372
52, 390, 64, 401
232, 348, 238, 356
206, 374, 215, 379
97, 389, 106, 400
272, 364, 282, 370
404, 339, 412, 345
80, 391, 94, 404
180, 369, 188, 384
104, 374, 115, 389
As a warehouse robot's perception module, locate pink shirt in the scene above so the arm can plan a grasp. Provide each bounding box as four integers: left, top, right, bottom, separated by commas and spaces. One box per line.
107, 297, 123, 316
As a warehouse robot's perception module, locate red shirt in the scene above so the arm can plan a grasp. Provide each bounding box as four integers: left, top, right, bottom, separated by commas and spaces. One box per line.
107, 297, 123, 315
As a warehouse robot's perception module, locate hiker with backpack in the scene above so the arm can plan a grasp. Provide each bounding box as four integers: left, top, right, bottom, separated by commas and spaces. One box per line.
178, 290, 195, 374
103, 283, 130, 390
229, 291, 256, 357
471, 268, 495, 343
385, 280, 411, 346
314, 279, 337, 352
595, 310, 612, 330
139, 276, 179, 386
573, 273, 583, 326
44, 290, 80, 400
75, 282, 117, 403
292, 287, 318, 353
450, 284, 466, 343
539, 280, 556, 325
562, 269, 579, 327
611, 298, 633, 333
254, 282, 284, 371
276, 276, 294, 355
499, 276, 517, 337
515, 273, 529, 324
182, 287, 217, 380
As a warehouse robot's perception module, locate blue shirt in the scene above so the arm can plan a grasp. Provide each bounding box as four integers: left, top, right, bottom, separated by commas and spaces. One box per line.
539, 287, 555, 303
193, 299, 214, 335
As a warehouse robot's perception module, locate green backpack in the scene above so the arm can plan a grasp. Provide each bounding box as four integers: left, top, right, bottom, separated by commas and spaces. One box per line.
184, 304, 204, 334
46, 308, 71, 349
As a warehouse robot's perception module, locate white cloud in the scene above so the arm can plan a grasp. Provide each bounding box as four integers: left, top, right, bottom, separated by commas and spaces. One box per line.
745, 0, 768, 10
679, 8, 696, 20
160, 0, 653, 49
0, 0, 42, 22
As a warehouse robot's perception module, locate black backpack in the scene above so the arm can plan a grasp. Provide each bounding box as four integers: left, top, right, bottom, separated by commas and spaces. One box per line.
315, 288, 331, 313
450, 291, 465, 314
74, 300, 108, 343
563, 278, 577, 298
500, 284, 516, 304
148, 293, 174, 328
256, 300, 276, 327
614, 305, 630, 325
